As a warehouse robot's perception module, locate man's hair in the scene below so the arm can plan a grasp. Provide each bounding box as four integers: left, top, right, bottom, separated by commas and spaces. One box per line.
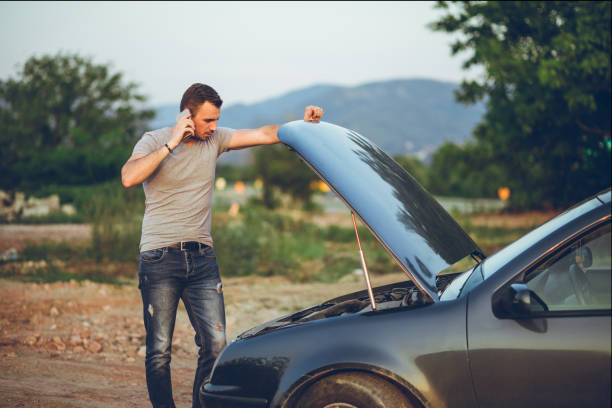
180, 83, 223, 113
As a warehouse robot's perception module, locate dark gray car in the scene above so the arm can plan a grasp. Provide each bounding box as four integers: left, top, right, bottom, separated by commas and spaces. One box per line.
201, 121, 611, 408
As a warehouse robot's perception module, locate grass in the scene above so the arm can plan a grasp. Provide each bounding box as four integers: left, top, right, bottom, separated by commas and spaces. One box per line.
0, 258, 129, 285
453, 213, 537, 255
2, 181, 546, 285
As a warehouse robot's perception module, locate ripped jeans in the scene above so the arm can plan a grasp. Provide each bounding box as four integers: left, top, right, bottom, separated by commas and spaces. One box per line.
138, 244, 226, 408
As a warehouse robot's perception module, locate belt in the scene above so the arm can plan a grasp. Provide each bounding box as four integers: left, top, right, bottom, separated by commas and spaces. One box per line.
168, 241, 206, 251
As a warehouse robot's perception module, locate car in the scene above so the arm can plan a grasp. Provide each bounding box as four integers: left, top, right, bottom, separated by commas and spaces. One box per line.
200, 120, 611, 408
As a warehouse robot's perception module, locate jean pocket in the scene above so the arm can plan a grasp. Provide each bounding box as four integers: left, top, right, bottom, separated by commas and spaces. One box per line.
199, 245, 216, 258
140, 247, 167, 263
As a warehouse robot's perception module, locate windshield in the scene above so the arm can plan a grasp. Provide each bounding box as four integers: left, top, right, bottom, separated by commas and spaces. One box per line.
481, 197, 600, 279
440, 197, 603, 300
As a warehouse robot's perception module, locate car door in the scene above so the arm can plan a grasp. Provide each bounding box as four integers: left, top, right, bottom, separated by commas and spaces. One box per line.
467, 221, 611, 407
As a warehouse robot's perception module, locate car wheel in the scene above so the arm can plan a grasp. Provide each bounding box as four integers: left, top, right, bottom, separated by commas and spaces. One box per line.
292, 372, 415, 408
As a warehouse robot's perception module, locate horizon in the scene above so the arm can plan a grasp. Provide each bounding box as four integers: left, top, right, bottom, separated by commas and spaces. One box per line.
150, 76, 465, 108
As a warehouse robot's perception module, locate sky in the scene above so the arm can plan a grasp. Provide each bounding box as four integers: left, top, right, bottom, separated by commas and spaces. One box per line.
0, 1, 480, 107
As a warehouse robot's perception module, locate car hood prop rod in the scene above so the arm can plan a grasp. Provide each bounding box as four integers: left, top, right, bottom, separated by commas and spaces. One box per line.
352, 211, 377, 310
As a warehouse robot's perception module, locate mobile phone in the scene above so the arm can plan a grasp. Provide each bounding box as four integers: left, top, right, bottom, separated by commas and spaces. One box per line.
176, 109, 190, 121
176, 109, 194, 140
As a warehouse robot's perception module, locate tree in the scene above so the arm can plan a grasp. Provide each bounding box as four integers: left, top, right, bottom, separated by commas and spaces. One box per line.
431, 1, 611, 208
427, 141, 505, 198
253, 144, 318, 209
0, 53, 154, 189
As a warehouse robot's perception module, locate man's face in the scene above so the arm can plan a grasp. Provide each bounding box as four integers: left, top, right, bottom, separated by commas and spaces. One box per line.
192, 101, 220, 139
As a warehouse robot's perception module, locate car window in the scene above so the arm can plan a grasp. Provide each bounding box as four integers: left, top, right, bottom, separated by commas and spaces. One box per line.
524, 222, 611, 312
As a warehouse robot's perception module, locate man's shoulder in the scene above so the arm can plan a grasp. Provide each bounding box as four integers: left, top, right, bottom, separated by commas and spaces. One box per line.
132, 127, 171, 155
143, 127, 172, 140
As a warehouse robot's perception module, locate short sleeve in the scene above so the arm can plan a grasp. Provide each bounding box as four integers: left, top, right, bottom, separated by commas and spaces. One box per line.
214, 127, 235, 157
132, 132, 162, 156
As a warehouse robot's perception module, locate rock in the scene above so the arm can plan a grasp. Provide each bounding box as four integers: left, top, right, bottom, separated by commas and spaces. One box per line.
12, 192, 25, 218
69, 335, 82, 346
73, 346, 85, 354
126, 357, 136, 363
61, 204, 77, 216
23, 194, 60, 217
80, 330, 90, 339
88, 341, 102, 353
0, 248, 18, 261
49, 306, 60, 316
5, 352, 17, 357
115, 335, 128, 344
44, 342, 59, 352
25, 336, 37, 346
0, 189, 10, 205
137, 346, 146, 357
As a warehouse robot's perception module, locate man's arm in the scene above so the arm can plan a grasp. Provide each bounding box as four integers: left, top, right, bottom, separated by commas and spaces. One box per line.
121, 150, 167, 189
121, 112, 196, 188
228, 105, 323, 150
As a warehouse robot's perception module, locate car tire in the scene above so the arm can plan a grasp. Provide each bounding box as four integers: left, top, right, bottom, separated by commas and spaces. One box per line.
292, 372, 415, 408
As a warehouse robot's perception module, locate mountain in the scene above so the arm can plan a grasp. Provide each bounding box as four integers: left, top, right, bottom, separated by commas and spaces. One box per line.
149, 79, 485, 164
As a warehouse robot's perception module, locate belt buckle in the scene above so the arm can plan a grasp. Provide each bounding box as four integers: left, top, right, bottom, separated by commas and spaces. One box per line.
180, 241, 199, 251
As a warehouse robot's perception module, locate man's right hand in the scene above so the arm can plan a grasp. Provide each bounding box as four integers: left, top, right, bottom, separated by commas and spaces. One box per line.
169, 110, 195, 149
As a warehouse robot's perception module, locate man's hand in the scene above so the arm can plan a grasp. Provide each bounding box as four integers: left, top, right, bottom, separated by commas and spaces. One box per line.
169, 110, 195, 149
304, 105, 324, 123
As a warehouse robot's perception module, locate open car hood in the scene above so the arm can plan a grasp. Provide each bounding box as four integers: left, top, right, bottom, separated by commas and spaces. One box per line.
278, 121, 482, 301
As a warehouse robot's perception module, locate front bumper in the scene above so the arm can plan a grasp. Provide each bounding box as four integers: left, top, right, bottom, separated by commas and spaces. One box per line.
200, 382, 268, 408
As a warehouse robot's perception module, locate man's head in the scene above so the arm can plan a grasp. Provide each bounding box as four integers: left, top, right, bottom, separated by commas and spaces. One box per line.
180, 83, 223, 139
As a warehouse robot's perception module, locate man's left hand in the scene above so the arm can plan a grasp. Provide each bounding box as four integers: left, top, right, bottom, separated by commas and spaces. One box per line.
304, 106, 324, 123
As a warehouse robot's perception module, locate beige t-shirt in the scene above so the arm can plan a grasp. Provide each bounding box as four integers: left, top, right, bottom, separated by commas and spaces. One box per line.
132, 127, 234, 252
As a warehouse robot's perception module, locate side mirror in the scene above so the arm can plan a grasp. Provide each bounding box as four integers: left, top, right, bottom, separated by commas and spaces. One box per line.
494, 283, 535, 317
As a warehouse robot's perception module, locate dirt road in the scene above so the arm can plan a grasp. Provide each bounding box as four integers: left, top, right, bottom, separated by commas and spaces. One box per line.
0, 271, 403, 407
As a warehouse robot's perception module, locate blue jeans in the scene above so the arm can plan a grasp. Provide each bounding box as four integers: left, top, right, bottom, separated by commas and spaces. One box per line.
138, 244, 226, 408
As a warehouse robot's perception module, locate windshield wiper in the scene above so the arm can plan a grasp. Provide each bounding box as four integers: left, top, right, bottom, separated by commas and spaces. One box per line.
471, 250, 486, 263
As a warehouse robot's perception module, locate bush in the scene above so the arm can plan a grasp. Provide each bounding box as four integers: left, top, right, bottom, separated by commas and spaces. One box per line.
213, 206, 325, 279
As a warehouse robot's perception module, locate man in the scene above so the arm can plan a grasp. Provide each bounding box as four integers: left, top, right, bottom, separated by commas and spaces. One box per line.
121, 83, 323, 408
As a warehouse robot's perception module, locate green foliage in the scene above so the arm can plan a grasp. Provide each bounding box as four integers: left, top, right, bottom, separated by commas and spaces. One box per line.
212, 206, 325, 278
215, 164, 257, 183
427, 142, 505, 198
211, 203, 402, 282
0, 258, 124, 285
252, 144, 319, 209
431, 1, 611, 208
0, 52, 154, 189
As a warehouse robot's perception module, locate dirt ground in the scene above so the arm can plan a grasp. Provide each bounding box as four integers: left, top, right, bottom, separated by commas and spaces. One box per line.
0, 224, 92, 252
0, 224, 406, 407
0, 211, 557, 407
